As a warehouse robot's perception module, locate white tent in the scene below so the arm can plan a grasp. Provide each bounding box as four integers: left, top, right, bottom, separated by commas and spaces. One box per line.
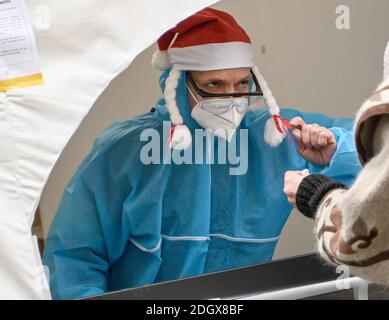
0, 0, 219, 300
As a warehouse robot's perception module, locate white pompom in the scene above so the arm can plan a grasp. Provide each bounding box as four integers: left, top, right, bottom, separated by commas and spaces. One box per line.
264, 118, 285, 148
151, 50, 171, 71
169, 125, 192, 150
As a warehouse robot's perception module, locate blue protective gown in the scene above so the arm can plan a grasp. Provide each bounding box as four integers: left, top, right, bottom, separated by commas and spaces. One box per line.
43, 70, 362, 299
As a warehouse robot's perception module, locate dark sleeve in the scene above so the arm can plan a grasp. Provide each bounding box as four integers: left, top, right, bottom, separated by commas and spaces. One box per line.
296, 174, 348, 219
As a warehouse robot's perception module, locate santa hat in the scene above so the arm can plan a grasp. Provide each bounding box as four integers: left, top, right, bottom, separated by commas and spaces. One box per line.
152, 7, 284, 149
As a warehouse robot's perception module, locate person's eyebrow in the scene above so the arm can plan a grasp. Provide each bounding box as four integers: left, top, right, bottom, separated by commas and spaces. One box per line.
200, 77, 226, 83
196, 74, 251, 85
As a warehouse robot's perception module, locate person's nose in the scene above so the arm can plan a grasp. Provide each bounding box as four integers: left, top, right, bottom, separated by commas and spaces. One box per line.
225, 83, 236, 95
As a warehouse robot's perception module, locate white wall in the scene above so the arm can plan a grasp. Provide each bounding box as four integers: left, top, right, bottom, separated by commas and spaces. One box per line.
39, 0, 389, 260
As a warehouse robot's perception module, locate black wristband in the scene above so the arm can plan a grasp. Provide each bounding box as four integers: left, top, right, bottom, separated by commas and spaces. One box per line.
296, 174, 348, 219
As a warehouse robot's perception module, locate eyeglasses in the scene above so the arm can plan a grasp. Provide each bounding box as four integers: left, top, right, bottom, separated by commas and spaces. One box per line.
186, 70, 263, 99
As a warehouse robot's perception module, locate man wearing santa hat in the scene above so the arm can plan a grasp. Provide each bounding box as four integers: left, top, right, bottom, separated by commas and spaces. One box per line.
43, 7, 361, 299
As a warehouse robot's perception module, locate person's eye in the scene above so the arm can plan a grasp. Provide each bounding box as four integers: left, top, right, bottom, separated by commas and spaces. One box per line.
238, 80, 249, 88
206, 81, 220, 89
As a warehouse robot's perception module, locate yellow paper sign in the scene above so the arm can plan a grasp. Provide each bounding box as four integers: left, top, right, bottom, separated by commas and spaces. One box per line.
0, 0, 43, 91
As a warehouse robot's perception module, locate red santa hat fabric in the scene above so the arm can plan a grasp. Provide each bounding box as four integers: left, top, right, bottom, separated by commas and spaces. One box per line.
152, 8, 255, 71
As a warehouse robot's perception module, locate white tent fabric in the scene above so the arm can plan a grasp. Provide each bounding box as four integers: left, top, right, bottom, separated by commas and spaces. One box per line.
0, 0, 219, 300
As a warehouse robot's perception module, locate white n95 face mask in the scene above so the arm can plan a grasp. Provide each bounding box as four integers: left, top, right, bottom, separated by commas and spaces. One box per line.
188, 86, 249, 141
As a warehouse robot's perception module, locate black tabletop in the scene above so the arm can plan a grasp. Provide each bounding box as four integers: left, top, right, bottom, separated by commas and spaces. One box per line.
87, 253, 355, 300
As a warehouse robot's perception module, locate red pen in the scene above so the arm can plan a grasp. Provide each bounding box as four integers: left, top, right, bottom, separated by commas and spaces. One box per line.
273, 115, 303, 144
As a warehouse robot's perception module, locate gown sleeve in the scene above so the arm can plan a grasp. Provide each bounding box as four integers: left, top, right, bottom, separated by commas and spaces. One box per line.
282, 108, 362, 186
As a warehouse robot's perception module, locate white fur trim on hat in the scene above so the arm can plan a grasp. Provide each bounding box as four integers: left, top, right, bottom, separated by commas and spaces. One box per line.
252, 66, 285, 147
164, 68, 183, 125
164, 67, 192, 150
252, 66, 279, 116
151, 50, 171, 71
384, 41, 389, 80
168, 42, 255, 71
